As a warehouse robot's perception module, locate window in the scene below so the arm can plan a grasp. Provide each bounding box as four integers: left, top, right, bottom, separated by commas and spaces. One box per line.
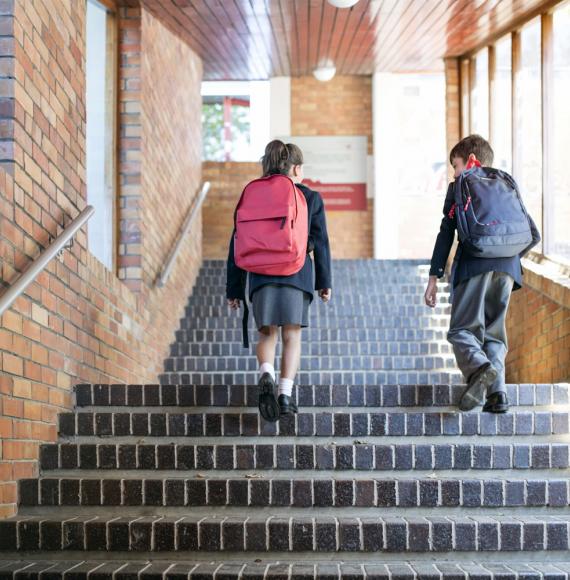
201, 81, 270, 162
471, 48, 489, 138
514, 18, 542, 247
547, 2, 570, 262
491, 35, 512, 172
86, 0, 117, 271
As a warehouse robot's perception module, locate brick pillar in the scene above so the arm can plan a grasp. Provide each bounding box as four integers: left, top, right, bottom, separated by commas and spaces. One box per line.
118, 4, 143, 292
444, 58, 461, 180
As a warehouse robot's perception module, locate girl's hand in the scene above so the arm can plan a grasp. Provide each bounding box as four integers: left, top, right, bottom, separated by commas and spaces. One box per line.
227, 298, 241, 310
318, 288, 332, 303
424, 277, 438, 308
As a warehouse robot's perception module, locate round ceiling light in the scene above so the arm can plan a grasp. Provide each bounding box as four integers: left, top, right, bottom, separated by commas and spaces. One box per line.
327, 0, 360, 8
313, 64, 336, 82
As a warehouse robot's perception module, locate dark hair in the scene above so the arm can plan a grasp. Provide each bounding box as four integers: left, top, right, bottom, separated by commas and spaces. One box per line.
261, 140, 303, 177
449, 134, 494, 166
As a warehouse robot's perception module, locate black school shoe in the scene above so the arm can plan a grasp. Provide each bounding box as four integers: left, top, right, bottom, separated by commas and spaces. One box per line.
278, 394, 298, 416
458, 362, 498, 412
258, 373, 280, 422
483, 392, 509, 413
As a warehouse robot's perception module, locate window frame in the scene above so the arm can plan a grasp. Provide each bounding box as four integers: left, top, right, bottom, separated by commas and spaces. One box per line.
86, 0, 120, 273
457, 0, 570, 267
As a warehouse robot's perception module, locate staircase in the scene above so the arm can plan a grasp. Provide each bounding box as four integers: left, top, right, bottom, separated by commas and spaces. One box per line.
1, 259, 569, 579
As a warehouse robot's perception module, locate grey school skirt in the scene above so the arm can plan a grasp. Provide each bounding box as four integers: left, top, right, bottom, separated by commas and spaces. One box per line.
251, 284, 310, 330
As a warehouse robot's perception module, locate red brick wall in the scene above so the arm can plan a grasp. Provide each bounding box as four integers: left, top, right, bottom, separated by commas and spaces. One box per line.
506, 263, 570, 384
203, 75, 374, 260
202, 162, 259, 259
291, 75, 373, 259
0, 2, 203, 518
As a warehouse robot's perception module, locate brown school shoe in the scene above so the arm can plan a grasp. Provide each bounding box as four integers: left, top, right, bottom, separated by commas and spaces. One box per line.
458, 362, 498, 412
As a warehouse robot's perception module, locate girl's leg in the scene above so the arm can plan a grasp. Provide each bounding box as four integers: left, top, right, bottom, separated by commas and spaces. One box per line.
256, 325, 279, 371
280, 324, 302, 386
278, 325, 302, 415
256, 325, 280, 422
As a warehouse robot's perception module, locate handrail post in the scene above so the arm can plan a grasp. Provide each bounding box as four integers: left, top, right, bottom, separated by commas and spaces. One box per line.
156, 182, 210, 288
0, 206, 95, 318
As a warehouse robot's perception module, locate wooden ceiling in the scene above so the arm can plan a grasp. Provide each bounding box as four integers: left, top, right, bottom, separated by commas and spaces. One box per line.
141, 0, 560, 79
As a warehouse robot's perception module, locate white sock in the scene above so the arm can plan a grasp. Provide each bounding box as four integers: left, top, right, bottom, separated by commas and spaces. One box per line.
259, 363, 275, 381
278, 378, 294, 397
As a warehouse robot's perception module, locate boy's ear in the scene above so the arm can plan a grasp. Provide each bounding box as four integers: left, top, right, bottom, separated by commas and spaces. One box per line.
468, 153, 478, 163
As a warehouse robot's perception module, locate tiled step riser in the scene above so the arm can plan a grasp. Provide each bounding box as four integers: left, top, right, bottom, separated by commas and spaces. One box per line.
187, 295, 451, 307
183, 306, 452, 318
4, 561, 569, 580
160, 372, 464, 386
168, 343, 454, 357
39, 443, 570, 472
74, 384, 570, 409
179, 318, 451, 330
163, 356, 457, 373
2, 516, 569, 553
19, 478, 570, 509
58, 411, 570, 439
174, 329, 452, 342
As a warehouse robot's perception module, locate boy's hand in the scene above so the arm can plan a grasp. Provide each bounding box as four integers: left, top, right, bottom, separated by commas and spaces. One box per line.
227, 298, 241, 310
424, 276, 438, 308
318, 288, 332, 303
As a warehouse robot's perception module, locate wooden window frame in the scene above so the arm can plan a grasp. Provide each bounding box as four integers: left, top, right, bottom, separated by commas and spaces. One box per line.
457, 0, 568, 264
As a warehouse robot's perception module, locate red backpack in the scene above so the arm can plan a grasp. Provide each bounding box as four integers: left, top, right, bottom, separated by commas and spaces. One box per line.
234, 174, 308, 276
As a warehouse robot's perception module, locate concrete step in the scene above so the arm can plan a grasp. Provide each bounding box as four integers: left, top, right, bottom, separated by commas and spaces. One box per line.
168, 342, 454, 357
17, 476, 570, 509
159, 371, 464, 386
173, 328, 452, 343
1, 514, 569, 553
39, 442, 570, 472
163, 355, 457, 373
178, 317, 451, 330
74, 384, 569, 409
57, 410, 570, 439
2, 559, 569, 579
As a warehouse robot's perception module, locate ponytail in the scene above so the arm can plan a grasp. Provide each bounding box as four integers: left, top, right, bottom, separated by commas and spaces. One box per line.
261, 140, 303, 177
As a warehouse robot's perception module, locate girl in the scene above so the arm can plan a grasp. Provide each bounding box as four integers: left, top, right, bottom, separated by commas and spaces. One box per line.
226, 140, 332, 422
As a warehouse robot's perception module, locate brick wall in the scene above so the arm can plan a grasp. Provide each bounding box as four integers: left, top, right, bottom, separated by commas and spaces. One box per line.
202, 161, 259, 260
203, 75, 374, 260
0, 1, 203, 517
506, 262, 570, 384
291, 75, 373, 260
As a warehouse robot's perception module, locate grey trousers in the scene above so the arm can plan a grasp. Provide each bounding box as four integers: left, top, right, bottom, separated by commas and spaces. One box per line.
447, 271, 514, 395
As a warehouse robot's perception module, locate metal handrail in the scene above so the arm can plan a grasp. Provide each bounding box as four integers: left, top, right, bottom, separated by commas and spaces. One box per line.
156, 182, 211, 288
0, 205, 95, 318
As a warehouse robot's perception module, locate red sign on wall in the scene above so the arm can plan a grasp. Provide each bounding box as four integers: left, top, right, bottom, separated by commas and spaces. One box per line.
282, 136, 369, 212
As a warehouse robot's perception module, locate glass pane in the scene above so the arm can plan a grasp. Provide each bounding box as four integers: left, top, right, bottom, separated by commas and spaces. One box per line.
492, 35, 512, 172
471, 49, 489, 139
549, 2, 570, 261
86, 0, 113, 270
515, 18, 542, 249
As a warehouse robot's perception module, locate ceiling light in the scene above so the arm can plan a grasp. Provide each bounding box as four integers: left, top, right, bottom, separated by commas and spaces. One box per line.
313, 64, 336, 82
327, 0, 360, 8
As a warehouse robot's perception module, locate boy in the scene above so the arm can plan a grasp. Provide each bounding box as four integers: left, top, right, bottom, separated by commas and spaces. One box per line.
425, 135, 540, 413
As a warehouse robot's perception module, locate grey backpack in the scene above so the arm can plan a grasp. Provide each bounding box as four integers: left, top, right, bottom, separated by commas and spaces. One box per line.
452, 166, 533, 258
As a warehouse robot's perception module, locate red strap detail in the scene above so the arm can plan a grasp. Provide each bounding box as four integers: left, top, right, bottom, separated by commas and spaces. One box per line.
448, 203, 457, 219
464, 196, 472, 212
465, 158, 481, 170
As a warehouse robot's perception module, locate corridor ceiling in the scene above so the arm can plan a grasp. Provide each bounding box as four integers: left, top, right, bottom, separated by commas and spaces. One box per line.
143, 0, 557, 79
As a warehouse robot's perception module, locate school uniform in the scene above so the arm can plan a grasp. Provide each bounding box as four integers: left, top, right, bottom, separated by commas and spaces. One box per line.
430, 181, 541, 395
226, 182, 332, 332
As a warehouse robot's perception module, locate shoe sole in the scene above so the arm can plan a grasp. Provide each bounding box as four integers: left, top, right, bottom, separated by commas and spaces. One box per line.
258, 377, 280, 422
459, 366, 498, 412
483, 404, 509, 414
